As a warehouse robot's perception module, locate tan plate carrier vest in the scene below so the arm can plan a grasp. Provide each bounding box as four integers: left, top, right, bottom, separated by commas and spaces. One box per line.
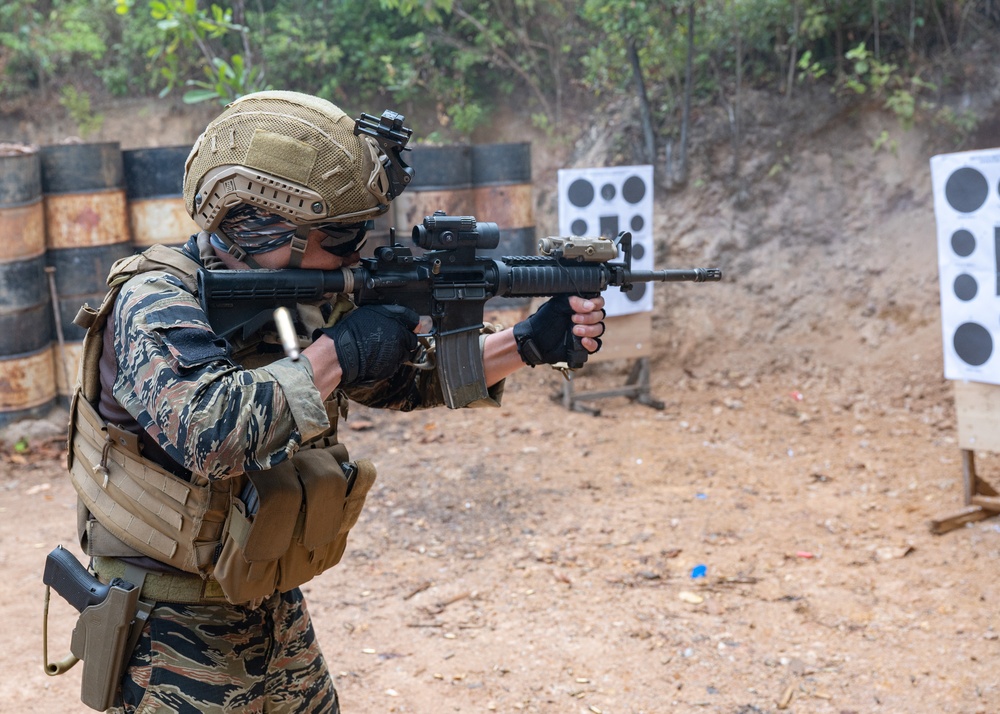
68, 244, 376, 605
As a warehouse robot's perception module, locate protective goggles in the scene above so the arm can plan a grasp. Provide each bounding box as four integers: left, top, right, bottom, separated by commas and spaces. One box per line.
218, 205, 372, 257
315, 221, 373, 256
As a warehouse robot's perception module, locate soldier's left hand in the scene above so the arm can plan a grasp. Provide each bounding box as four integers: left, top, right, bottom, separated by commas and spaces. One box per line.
567, 295, 606, 354
513, 294, 606, 366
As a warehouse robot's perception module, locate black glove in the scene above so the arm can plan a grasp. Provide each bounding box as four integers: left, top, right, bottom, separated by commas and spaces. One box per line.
513, 295, 604, 367
321, 305, 420, 386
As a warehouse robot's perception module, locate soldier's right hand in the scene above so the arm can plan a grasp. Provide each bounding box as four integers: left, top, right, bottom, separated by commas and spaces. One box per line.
320, 305, 420, 386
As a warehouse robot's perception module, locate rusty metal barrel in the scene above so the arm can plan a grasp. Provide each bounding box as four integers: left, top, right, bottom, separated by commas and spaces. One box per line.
124, 145, 199, 250
0, 145, 57, 426
471, 142, 535, 324
391, 145, 474, 235
41, 142, 134, 403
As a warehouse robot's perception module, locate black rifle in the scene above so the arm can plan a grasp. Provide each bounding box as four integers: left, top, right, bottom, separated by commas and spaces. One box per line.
199, 212, 721, 408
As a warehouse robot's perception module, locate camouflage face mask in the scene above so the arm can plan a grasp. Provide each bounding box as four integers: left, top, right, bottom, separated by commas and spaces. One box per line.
216, 204, 299, 255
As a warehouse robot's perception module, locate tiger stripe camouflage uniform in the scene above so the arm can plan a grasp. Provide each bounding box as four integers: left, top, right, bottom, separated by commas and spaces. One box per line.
117, 591, 334, 714
102, 236, 504, 713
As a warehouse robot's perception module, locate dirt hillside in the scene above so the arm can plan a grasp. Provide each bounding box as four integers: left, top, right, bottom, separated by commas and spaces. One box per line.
1, 90, 998, 714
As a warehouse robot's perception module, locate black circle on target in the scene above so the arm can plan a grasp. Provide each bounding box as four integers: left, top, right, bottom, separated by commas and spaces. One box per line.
954, 274, 978, 301
623, 176, 646, 204
600, 183, 616, 201
631, 214, 645, 232
951, 229, 976, 257
571, 219, 588, 236
568, 179, 595, 208
945, 167, 988, 213
954, 322, 993, 366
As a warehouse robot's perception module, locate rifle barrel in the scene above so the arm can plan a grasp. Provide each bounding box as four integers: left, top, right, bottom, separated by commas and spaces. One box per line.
633, 268, 722, 283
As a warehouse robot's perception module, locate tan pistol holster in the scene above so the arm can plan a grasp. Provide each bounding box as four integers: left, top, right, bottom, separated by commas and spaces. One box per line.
66, 243, 377, 605
42, 546, 153, 712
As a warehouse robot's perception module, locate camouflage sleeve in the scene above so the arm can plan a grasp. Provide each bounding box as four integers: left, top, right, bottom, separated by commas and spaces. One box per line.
110, 272, 331, 480
344, 328, 505, 410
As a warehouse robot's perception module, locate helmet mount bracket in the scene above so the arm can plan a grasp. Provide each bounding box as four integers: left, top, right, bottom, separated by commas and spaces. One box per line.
353, 110, 415, 201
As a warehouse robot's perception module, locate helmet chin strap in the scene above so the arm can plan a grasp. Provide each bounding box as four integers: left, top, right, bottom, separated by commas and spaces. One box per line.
211, 224, 311, 270
212, 229, 265, 270
287, 225, 311, 269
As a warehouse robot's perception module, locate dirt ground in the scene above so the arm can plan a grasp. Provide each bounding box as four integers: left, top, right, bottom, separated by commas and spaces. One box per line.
2, 92, 999, 714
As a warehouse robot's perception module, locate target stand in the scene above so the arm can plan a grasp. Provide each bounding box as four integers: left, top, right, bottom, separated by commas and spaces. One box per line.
557, 312, 664, 416
928, 149, 1000, 533
930, 381, 1000, 534
555, 165, 658, 416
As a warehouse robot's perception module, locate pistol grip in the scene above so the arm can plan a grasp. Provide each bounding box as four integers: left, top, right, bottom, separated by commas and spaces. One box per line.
565, 333, 591, 370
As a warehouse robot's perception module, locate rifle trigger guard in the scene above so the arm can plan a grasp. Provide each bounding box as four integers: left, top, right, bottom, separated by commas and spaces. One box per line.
405, 334, 436, 371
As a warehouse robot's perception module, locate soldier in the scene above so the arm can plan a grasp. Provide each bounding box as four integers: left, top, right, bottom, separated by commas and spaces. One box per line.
65, 90, 605, 712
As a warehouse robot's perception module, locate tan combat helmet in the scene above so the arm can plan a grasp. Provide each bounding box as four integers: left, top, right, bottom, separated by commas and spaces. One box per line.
183, 90, 413, 266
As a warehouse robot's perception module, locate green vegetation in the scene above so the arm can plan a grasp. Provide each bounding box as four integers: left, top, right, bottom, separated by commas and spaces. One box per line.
58, 84, 104, 136
0, 0, 992, 147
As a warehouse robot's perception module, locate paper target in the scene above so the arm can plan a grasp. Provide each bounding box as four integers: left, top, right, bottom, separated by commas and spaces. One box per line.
930, 148, 1000, 384
557, 165, 654, 317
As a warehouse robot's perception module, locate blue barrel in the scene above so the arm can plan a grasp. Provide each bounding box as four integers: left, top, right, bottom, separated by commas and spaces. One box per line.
0, 146, 57, 425
391, 145, 475, 234
472, 142, 535, 321
42, 142, 133, 402
124, 146, 199, 249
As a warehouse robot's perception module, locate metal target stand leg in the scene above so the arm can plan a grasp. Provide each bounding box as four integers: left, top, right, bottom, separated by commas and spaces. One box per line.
560, 357, 665, 416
